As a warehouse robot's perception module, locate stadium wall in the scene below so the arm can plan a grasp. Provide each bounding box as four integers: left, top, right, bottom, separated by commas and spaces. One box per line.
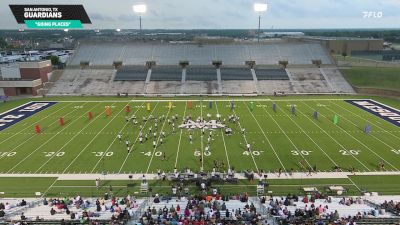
326, 39, 383, 55
2, 87, 17, 96
285, 37, 383, 55
0, 61, 51, 96
19, 60, 52, 82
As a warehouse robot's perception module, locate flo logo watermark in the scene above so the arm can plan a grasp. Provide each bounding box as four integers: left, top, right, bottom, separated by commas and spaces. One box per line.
362, 11, 383, 18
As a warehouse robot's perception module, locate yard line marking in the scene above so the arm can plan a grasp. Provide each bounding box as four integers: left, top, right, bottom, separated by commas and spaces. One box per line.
254, 101, 312, 170
310, 102, 388, 170
90, 102, 144, 173
329, 102, 400, 151
271, 101, 340, 167
295, 103, 370, 171
0, 104, 77, 161
6, 102, 95, 173
61, 102, 123, 173
320, 101, 399, 171
241, 101, 284, 172
36, 102, 119, 173
330, 100, 400, 142
346, 176, 362, 192
118, 102, 160, 173
146, 103, 172, 173
232, 102, 259, 173
175, 101, 188, 168
41, 178, 59, 198
0, 102, 73, 146
215, 101, 231, 169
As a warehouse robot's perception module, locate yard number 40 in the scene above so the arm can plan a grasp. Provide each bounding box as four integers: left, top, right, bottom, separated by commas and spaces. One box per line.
392, 150, 400, 155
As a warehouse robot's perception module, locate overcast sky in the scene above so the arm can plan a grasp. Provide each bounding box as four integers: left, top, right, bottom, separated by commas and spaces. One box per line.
1, 0, 400, 29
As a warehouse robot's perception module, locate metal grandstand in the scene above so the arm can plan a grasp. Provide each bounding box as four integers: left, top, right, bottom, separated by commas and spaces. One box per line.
70, 42, 333, 66
114, 66, 148, 81
46, 41, 355, 96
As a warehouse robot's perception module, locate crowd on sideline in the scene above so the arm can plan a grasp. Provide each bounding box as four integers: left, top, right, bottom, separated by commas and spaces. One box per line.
139, 191, 262, 225
0, 195, 143, 224
42, 195, 138, 224
380, 200, 400, 216
0, 200, 28, 218
265, 193, 396, 225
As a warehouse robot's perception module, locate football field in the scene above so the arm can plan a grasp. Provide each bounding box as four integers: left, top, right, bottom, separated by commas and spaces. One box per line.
0, 97, 399, 175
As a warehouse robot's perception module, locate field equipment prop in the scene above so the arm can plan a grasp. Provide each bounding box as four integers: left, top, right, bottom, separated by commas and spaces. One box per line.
35, 124, 41, 134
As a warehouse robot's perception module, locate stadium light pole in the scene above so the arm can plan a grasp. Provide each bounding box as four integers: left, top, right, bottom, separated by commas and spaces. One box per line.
133, 4, 147, 32
254, 2, 267, 43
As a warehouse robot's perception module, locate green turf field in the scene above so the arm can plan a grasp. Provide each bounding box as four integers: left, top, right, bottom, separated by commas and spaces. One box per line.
1, 175, 400, 197
0, 97, 399, 175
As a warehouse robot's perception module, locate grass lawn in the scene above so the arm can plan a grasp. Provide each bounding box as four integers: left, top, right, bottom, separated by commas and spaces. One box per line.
341, 67, 400, 91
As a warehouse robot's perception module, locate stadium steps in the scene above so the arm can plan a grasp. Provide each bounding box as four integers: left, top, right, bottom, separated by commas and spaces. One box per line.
216, 68, 222, 94
250, 69, 260, 94
143, 69, 152, 94
49, 70, 64, 83
180, 68, 186, 95
40, 70, 66, 94
319, 68, 337, 92
321, 68, 356, 93
284, 69, 299, 93
109, 69, 117, 83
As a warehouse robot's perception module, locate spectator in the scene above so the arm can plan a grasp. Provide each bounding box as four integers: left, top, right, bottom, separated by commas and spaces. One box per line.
50, 208, 56, 215
4, 202, 11, 210
20, 199, 27, 206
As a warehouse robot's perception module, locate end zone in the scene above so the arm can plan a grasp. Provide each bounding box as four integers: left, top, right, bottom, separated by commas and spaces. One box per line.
345, 99, 400, 127
0, 101, 57, 131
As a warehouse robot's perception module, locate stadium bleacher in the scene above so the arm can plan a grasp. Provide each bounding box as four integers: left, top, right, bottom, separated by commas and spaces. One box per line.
150, 66, 182, 81
114, 66, 148, 81
266, 195, 399, 225
1, 197, 145, 224
70, 42, 333, 66
254, 68, 289, 80
45, 41, 356, 95
220, 67, 252, 80
320, 68, 355, 93
287, 68, 332, 93
186, 67, 217, 81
